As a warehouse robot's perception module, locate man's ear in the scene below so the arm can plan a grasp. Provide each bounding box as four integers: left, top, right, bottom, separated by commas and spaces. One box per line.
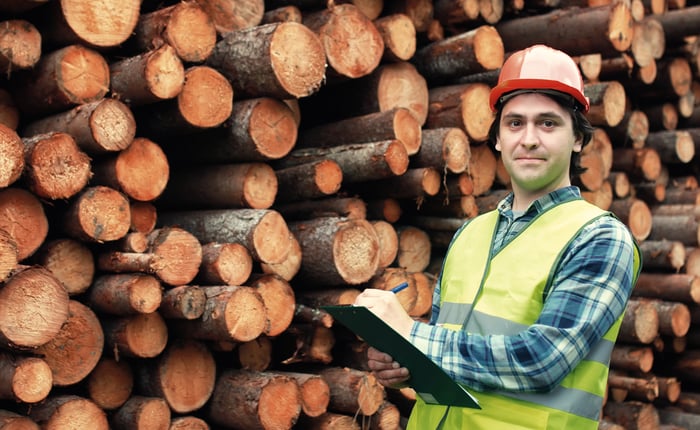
495, 137, 502, 151
572, 135, 583, 153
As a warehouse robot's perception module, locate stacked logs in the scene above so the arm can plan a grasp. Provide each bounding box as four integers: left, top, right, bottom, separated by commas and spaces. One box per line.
0, 0, 698, 429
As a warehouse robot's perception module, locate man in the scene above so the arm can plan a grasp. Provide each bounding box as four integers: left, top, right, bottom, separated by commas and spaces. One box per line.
354, 44, 641, 429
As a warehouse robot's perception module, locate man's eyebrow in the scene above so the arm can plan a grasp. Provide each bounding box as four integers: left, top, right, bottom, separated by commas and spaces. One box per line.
502, 111, 564, 120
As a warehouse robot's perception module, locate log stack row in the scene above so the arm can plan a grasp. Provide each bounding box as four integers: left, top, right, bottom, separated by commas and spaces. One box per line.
0, 0, 698, 429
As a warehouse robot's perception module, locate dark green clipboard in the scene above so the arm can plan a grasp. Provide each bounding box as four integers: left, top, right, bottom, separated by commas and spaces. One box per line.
323, 305, 480, 409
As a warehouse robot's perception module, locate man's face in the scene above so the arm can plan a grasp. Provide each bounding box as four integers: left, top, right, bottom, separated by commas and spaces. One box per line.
495, 93, 582, 200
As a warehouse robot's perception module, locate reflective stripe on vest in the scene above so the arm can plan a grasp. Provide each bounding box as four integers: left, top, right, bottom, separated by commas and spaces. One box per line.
408, 199, 641, 430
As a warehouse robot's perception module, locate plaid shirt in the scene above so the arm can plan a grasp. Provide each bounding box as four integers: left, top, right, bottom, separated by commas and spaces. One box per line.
410, 186, 639, 392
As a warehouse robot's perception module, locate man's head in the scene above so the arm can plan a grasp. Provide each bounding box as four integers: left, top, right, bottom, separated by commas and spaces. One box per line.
487, 45, 594, 177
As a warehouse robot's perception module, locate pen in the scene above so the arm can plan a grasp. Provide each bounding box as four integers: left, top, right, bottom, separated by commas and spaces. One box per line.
390, 282, 409, 294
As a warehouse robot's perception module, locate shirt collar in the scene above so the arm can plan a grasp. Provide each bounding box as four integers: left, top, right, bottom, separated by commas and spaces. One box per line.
496, 186, 582, 217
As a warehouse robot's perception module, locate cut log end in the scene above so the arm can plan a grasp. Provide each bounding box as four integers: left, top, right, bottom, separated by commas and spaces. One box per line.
0, 19, 42, 70
473, 25, 505, 70
59, 45, 111, 104
67, 186, 131, 243
9, 357, 53, 403
0, 267, 69, 349
23, 132, 92, 200
334, 220, 380, 285
258, 376, 302, 429
0, 124, 25, 187
252, 211, 292, 265
270, 22, 326, 98
90, 98, 137, 152
314, 160, 343, 195
114, 137, 169, 202
178, 66, 233, 129
60, 0, 140, 47
248, 98, 298, 159
394, 108, 422, 155
164, 2, 217, 63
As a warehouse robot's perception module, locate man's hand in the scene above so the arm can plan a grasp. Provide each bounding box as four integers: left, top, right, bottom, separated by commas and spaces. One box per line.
353, 288, 414, 339
367, 346, 410, 388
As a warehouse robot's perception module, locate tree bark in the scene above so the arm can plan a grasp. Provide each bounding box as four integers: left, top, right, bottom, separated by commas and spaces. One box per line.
274, 160, 343, 204
166, 97, 298, 164
172, 285, 267, 343
608, 197, 652, 242
645, 130, 695, 164
101, 312, 168, 359
89, 274, 162, 315
611, 345, 655, 373
298, 107, 422, 156
276, 196, 367, 221
0, 352, 52, 404
98, 226, 202, 286
206, 21, 325, 98
648, 213, 700, 246
426, 82, 493, 142
612, 147, 662, 182
495, 1, 634, 56
638, 240, 686, 272
289, 216, 380, 286
634, 272, 700, 304
159, 162, 276, 211
136, 66, 233, 137
110, 45, 185, 106
159, 285, 207, 320
299, 61, 429, 127
133, 2, 216, 63
602, 400, 660, 430
12, 44, 110, 118
585, 81, 627, 127
281, 140, 410, 183
22, 97, 136, 155
207, 369, 301, 429
414, 127, 470, 174
348, 167, 442, 200
193, 0, 265, 34
158, 208, 292, 265
320, 366, 385, 416
413, 25, 503, 84
619, 299, 660, 345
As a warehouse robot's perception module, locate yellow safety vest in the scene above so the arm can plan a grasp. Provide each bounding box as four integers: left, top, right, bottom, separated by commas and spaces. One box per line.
407, 199, 641, 430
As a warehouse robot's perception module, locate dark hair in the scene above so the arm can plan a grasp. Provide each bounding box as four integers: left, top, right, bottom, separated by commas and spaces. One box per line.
487, 91, 595, 177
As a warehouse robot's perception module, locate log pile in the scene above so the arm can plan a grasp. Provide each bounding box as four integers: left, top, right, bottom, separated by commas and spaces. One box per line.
0, 0, 698, 429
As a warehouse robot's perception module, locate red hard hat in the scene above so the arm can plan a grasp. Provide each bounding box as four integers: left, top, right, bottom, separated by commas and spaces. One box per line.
489, 45, 590, 113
